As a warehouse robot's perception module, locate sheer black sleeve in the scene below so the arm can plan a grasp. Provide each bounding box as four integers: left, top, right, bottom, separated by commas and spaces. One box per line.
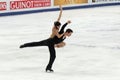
59, 23, 68, 34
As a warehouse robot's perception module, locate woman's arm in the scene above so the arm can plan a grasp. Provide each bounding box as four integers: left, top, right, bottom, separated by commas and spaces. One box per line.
57, 5, 63, 22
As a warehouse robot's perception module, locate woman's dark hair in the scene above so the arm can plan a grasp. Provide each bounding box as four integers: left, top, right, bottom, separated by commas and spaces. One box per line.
54, 21, 61, 27
66, 28, 73, 33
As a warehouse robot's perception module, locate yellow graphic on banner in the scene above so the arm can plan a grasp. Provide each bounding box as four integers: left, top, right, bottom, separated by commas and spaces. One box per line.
54, 0, 88, 6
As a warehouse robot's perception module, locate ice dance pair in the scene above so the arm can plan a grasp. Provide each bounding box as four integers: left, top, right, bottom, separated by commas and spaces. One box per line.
20, 23, 73, 72
20, 5, 73, 72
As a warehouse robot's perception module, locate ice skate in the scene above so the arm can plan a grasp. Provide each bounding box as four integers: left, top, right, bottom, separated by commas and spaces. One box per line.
46, 68, 54, 73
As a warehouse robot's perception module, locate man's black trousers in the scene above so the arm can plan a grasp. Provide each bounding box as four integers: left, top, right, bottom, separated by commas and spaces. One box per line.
21, 39, 56, 70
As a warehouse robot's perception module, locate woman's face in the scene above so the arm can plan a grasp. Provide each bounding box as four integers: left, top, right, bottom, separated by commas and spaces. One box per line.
56, 26, 60, 30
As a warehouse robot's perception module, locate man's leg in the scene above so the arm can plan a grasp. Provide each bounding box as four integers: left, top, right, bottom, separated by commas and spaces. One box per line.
46, 45, 56, 72
20, 40, 47, 48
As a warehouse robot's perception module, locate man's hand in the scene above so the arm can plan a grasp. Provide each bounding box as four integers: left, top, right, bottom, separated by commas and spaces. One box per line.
67, 20, 71, 24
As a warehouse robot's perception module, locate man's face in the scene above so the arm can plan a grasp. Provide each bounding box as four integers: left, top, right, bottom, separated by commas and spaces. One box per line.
66, 32, 72, 37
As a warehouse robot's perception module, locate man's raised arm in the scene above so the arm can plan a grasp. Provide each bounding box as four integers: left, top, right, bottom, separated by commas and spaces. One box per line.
59, 20, 71, 34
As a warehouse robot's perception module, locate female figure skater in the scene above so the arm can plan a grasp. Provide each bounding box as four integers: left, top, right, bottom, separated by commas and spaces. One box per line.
50, 5, 71, 48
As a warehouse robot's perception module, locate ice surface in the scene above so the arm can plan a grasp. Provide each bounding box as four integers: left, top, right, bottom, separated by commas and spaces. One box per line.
0, 6, 120, 80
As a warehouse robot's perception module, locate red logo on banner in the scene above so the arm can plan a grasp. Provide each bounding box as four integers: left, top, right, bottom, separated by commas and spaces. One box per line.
0, 2, 7, 11
10, 0, 51, 10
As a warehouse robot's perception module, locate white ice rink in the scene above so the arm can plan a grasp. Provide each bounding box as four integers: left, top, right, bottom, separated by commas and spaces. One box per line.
0, 5, 120, 80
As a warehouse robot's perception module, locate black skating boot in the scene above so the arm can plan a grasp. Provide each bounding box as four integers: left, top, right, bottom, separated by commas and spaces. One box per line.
46, 68, 54, 73
20, 44, 25, 48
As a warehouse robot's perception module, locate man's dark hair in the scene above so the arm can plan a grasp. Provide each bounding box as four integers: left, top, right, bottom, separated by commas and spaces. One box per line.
54, 21, 61, 27
66, 28, 73, 33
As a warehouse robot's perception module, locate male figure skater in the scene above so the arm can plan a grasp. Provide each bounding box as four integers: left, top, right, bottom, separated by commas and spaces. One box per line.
20, 26, 73, 72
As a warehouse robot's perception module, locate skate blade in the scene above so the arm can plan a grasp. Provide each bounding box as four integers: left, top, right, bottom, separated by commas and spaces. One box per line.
46, 70, 54, 73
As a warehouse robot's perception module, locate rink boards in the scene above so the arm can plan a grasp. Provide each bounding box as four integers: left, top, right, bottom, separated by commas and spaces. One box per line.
0, 0, 120, 16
